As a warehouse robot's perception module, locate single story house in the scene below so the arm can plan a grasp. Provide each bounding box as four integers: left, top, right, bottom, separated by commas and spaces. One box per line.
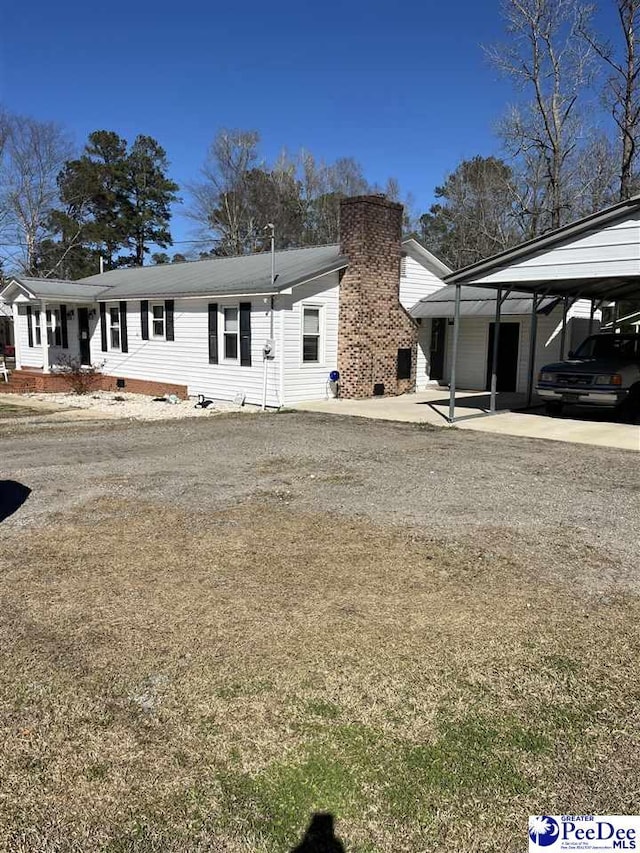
0, 196, 450, 406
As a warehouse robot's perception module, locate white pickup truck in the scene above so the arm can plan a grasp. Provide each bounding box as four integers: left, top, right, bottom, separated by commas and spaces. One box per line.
536, 333, 640, 422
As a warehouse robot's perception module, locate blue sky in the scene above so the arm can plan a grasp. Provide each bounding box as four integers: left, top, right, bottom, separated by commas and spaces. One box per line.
0, 0, 617, 248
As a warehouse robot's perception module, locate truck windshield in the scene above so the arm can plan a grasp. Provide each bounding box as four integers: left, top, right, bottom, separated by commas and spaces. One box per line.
574, 335, 640, 361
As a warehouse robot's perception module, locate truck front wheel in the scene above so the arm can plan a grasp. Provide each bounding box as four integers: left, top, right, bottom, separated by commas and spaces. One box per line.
545, 401, 563, 417
617, 384, 640, 424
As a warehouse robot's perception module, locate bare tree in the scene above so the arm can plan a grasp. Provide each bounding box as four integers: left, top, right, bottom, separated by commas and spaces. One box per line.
0, 110, 11, 244
0, 112, 72, 274
573, 131, 619, 214
188, 129, 263, 255
418, 155, 523, 268
488, 0, 594, 232
189, 132, 407, 253
580, 0, 640, 199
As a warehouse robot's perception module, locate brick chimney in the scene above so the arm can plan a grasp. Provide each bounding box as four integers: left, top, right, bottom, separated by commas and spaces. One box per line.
337, 195, 417, 399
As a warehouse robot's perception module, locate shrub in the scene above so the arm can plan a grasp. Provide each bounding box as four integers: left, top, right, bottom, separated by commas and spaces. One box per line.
55, 356, 103, 395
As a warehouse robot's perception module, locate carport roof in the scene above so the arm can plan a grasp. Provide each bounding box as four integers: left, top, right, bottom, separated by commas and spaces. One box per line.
410, 285, 558, 318
446, 194, 640, 301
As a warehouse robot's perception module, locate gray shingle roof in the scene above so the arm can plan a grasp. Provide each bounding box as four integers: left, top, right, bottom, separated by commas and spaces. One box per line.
6, 277, 110, 301
79, 245, 347, 299
410, 285, 559, 318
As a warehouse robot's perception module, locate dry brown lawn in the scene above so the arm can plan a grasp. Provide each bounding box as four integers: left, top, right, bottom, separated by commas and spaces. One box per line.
0, 402, 54, 420
1, 492, 640, 852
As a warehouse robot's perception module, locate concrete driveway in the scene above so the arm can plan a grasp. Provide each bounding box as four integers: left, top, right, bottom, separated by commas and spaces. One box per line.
292, 389, 640, 451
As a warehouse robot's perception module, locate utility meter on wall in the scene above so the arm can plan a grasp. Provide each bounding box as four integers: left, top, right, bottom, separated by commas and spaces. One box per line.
263, 339, 276, 359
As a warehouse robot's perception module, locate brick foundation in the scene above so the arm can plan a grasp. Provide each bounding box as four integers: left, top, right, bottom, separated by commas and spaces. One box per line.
97, 375, 188, 399
0, 370, 188, 400
337, 195, 417, 399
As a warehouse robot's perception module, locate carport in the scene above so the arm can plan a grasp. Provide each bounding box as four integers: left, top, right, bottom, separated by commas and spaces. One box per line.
421, 195, 640, 423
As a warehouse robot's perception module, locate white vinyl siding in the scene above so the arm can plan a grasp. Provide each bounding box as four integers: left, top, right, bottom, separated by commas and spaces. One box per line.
399, 255, 446, 310
416, 321, 435, 389
90, 298, 281, 407
475, 214, 640, 285
279, 272, 339, 405
14, 302, 81, 368
15, 305, 42, 367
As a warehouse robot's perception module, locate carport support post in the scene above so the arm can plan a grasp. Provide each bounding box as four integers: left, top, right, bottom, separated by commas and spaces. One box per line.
448, 284, 462, 422
526, 291, 539, 407
560, 296, 569, 359
489, 287, 502, 413
588, 299, 596, 335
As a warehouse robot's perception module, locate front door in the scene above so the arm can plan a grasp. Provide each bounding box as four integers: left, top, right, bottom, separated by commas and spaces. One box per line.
429, 318, 447, 381
486, 322, 520, 392
78, 308, 91, 365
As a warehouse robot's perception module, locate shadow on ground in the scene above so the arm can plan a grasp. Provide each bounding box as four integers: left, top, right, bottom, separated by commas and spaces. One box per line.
291, 813, 346, 853
0, 480, 31, 522
422, 393, 633, 424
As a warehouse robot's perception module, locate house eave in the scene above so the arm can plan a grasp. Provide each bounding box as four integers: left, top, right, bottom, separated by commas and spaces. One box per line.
402, 238, 452, 277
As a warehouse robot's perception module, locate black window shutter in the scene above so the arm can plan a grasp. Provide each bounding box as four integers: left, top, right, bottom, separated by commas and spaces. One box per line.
140, 300, 149, 340
165, 300, 174, 341
208, 303, 218, 364
240, 302, 252, 367
99, 303, 107, 352
119, 301, 128, 353
60, 304, 68, 349
26, 306, 33, 347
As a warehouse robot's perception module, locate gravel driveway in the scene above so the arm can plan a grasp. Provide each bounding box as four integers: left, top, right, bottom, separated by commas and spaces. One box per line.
1, 411, 638, 591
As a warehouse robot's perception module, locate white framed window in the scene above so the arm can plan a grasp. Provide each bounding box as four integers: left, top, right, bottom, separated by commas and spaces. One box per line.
222, 306, 239, 361
109, 305, 121, 350
33, 311, 42, 346
46, 308, 62, 347
302, 305, 322, 364
151, 302, 165, 338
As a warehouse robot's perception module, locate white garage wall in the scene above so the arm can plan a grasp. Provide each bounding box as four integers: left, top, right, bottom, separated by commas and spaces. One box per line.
441, 307, 590, 394
416, 321, 431, 389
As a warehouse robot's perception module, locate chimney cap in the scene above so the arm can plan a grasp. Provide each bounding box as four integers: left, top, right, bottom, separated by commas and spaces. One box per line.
339, 194, 403, 211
